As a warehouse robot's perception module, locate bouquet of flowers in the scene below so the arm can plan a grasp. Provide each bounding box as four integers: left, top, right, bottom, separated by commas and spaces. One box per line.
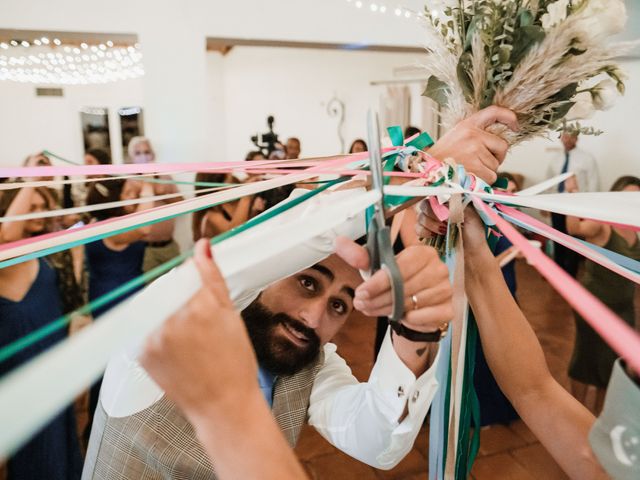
421, 0, 636, 144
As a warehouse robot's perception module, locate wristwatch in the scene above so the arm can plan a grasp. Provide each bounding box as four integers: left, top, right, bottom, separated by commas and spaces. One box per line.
389, 320, 449, 342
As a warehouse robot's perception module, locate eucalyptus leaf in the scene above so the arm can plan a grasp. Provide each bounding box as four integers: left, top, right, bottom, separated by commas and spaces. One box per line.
422, 75, 451, 108
456, 52, 475, 103
510, 25, 545, 68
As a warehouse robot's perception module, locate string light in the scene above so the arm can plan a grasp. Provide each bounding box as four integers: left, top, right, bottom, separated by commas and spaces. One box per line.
0, 37, 144, 85
344, 0, 422, 21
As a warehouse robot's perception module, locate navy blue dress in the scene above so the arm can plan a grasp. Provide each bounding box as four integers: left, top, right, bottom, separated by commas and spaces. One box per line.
0, 258, 82, 479
85, 240, 146, 318
84, 239, 146, 442
473, 236, 519, 426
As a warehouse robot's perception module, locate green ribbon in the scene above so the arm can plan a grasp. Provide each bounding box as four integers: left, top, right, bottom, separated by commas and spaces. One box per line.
0, 178, 346, 366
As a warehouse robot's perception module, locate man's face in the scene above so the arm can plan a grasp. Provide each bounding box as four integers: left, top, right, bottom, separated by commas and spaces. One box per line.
286, 139, 300, 159
241, 254, 362, 375
561, 133, 578, 152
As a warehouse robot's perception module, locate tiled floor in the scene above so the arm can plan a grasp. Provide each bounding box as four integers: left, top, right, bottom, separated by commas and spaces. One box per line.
294, 260, 581, 480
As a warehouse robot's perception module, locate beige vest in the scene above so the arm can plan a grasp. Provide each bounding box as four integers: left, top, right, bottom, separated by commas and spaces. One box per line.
82, 352, 324, 480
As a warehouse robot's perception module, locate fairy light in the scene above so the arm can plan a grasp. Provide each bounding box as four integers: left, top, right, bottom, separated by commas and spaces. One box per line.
0, 36, 144, 85
344, 0, 418, 20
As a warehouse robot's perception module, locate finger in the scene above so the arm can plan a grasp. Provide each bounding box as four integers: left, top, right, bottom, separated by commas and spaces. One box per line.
417, 212, 447, 236
356, 247, 431, 301
193, 239, 232, 307
358, 278, 452, 314
334, 236, 370, 271
474, 154, 498, 185
469, 106, 519, 132
404, 302, 455, 328
355, 267, 390, 301
477, 130, 509, 164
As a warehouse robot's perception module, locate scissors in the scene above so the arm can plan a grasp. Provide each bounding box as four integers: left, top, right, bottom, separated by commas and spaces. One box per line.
366, 110, 405, 323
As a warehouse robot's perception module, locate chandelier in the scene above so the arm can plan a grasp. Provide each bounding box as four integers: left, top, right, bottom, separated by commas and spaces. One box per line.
0, 36, 144, 85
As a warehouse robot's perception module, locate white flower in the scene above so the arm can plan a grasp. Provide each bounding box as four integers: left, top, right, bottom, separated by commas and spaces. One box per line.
566, 91, 595, 120
590, 79, 618, 110
575, 0, 627, 43
541, 0, 570, 30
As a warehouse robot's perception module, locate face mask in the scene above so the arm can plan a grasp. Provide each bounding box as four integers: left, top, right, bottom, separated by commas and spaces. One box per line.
133, 153, 153, 164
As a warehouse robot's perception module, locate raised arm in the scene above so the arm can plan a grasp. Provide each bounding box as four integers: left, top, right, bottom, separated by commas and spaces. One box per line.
461, 208, 606, 480
0, 187, 37, 243
140, 240, 307, 480
110, 181, 155, 246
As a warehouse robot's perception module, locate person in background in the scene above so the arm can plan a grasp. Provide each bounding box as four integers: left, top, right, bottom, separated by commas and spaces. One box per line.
0, 184, 83, 480
546, 130, 600, 277
404, 125, 421, 139
84, 148, 112, 176
246, 150, 266, 161
285, 137, 301, 159
348, 139, 368, 154
565, 175, 640, 413
83, 178, 154, 442
127, 136, 183, 273
191, 173, 264, 242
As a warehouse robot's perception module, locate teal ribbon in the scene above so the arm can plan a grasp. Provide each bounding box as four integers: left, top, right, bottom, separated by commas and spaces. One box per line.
0, 178, 345, 366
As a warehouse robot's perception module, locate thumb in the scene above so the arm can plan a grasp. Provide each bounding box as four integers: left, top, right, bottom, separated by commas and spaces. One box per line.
334, 236, 371, 271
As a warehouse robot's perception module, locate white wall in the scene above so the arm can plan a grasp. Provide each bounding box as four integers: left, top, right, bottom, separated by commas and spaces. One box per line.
502, 59, 640, 190
0, 79, 143, 166
218, 47, 426, 161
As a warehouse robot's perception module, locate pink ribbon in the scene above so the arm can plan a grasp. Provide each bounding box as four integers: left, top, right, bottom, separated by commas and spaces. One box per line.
474, 198, 640, 373
497, 204, 640, 285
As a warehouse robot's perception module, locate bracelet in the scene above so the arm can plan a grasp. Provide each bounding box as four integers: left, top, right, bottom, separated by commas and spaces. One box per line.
389, 320, 448, 343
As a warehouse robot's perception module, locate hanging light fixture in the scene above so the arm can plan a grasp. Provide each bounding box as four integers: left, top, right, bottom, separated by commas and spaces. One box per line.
0, 37, 144, 85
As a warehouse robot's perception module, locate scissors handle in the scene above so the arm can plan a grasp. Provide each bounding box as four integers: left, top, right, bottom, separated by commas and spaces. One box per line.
367, 217, 405, 323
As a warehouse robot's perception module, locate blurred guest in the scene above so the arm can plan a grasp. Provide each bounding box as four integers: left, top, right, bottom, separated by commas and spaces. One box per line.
22, 151, 53, 182
348, 139, 368, 154
0, 185, 82, 480
546, 131, 599, 277
127, 136, 183, 273
84, 148, 112, 178
83, 179, 154, 441
404, 125, 421, 139
192, 173, 263, 242
566, 175, 640, 412
285, 137, 301, 159
246, 150, 266, 161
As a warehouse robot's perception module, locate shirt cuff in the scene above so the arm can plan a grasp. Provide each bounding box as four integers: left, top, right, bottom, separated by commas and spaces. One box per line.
368, 325, 440, 417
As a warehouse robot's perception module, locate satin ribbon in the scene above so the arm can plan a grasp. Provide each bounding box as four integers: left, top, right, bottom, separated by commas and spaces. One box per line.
497, 205, 640, 285
473, 197, 640, 374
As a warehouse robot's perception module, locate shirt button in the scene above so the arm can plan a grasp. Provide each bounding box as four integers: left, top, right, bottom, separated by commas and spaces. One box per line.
412, 391, 420, 403
397, 386, 405, 398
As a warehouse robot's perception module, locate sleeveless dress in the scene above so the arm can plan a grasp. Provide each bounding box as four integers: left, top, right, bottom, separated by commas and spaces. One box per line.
474, 235, 519, 425
0, 258, 82, 479
569, 230, 640, 387
84, 239, 146, 442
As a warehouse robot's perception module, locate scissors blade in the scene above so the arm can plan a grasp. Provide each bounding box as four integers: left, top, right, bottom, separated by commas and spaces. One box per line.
367, 110, 386, 227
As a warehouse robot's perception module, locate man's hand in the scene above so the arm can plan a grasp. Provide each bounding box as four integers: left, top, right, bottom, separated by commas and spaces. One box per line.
334, 237, 453, 334
140, 239, 259, 420
428, 106, 519, 184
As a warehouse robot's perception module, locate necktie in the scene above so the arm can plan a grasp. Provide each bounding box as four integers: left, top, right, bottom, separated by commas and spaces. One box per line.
558, 152, 570, 193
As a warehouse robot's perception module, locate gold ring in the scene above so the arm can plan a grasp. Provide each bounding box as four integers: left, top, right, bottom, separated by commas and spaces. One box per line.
411, 294, 419, 310
439, 322, 449, 339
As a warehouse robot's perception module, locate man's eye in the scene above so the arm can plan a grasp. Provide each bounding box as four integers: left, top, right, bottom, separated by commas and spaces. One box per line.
331, 300, 347, 315
299, 276, 316, 292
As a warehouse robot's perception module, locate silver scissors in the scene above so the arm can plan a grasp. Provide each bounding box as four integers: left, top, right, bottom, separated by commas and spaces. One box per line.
366, 110, 405, 323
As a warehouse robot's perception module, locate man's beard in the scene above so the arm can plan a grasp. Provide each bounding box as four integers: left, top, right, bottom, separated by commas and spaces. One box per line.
241, 299, 321, 376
